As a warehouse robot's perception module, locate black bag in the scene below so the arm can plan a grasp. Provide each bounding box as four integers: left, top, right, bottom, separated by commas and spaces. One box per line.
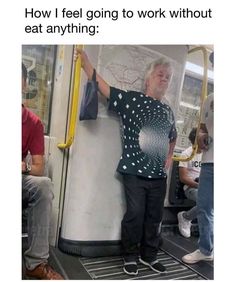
79, 69, 98, 120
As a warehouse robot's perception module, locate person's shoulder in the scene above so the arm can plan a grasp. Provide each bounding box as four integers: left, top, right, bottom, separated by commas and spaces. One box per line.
27, 108, 40, 120
157, 98, 173, 111
128, 90, 142, 95
110, 87, 142, 100
110, 86, 140, 95
110, 86, 126, 96
25, 107, 42, 125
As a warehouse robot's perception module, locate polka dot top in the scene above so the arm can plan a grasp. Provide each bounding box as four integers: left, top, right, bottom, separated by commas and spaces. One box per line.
108, 87, 177, 179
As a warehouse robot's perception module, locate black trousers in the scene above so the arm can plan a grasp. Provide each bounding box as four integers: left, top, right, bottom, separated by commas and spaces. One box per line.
121, 174, 166, 262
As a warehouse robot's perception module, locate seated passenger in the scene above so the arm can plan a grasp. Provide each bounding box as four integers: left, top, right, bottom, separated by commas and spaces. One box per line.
22, 63, 63, 280
177, 128, 202, 238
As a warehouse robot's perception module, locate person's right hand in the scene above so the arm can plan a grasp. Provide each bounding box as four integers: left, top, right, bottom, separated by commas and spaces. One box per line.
73, 47, 88, 68
73, 46, 110, 98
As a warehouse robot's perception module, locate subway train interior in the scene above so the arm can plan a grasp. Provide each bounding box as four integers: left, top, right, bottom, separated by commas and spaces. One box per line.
22, 44, 214, 280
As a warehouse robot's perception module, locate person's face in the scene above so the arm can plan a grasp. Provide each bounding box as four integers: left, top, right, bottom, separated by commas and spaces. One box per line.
146, 65, 172, 98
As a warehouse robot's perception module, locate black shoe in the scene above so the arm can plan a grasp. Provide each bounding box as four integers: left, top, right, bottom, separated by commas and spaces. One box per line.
139, 258, 166, 273
123, 261, 138, 276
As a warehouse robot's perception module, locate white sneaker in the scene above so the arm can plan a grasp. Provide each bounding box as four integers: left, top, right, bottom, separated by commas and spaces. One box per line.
177, 211, 191, 238
182, 249, 213, 264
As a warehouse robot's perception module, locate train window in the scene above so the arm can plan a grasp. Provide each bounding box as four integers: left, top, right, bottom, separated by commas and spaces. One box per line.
22, 45, 57, 134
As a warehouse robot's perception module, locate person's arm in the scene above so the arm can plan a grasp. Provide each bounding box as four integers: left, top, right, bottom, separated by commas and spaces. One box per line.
22, 155, 45, 176
164, 139, 176, 170
198, 95, 211, 150
179, 167, 199, 188
74, 48, 110, 98
165, 118, 177, 170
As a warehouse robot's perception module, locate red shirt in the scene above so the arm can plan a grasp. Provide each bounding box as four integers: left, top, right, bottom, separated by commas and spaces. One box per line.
22, 106, 44, 160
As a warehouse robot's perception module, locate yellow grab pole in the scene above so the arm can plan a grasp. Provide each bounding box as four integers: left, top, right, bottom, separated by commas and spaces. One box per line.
58, 45, 83, 149
173, 46, 208, 161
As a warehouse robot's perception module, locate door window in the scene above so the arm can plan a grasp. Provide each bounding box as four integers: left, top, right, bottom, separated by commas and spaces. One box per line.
22, 45, 56, 134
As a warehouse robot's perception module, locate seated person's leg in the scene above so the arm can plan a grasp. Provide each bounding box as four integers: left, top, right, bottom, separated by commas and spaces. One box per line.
22, 175, 62, 279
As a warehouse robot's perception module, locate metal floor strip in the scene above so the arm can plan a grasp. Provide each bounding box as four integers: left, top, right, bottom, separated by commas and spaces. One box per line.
79, 250, 204, 280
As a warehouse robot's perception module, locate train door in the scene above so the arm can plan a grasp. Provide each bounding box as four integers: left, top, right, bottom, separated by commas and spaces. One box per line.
167, 47, 214, 207
22, 45, 74, 245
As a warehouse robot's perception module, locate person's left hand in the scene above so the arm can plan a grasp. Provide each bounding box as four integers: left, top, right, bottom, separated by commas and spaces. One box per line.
164, 156, 173, 170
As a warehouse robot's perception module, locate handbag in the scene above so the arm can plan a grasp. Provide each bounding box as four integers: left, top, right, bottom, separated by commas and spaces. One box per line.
79, 69, 98, 120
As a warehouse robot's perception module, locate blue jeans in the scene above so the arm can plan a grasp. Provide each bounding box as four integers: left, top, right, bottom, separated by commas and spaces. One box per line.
22, 175, 54, 270
197, 163, 214, 256
183, 188, 198, 221
121, 174, 166, 262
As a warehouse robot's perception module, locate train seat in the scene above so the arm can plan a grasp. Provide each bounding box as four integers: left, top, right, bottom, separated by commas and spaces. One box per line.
168, 161, 195, 206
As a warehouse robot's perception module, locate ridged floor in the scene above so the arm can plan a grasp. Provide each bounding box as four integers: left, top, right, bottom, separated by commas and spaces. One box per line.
22, 227, 213, 280
79, 250, 204, 280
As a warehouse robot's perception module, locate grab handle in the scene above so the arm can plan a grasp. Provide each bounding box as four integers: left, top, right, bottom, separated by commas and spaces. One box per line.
57, 45, 83, 149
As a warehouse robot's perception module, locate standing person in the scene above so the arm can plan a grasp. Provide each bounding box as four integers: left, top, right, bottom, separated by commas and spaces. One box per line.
177, 128, 202, 238
22, 63, 63, 279
74, 48, 177, 275
182, 52, 214, 264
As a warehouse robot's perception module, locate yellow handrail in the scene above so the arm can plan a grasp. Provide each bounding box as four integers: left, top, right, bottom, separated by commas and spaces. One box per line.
57, 45, 83, 149
172, 46, 209, 161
